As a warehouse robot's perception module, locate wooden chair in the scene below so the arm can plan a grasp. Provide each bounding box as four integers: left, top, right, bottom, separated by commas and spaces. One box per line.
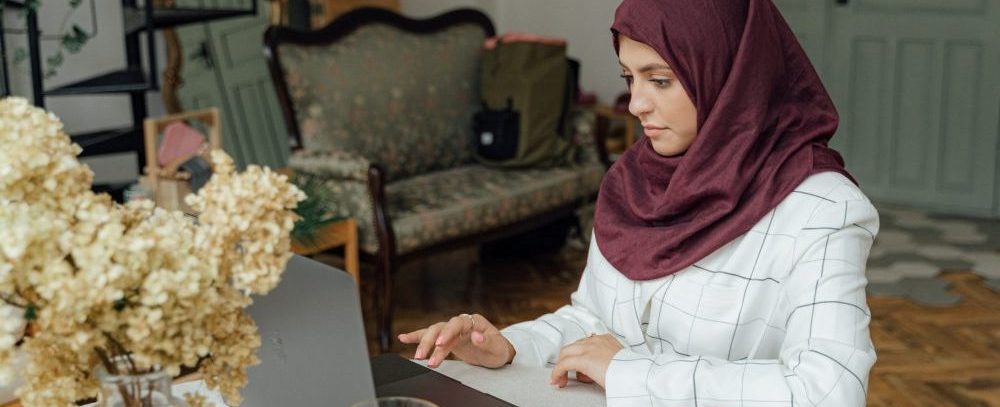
141, 108, 222, 212
275, 167, 362, 286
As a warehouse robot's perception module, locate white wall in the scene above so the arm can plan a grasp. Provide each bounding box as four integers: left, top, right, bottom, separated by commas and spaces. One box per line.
400, 0, 624, 105
5, 1, 622, 130
400, 0, 497, 19
2, 3, 167, 134
2, 1, 623, 176
3, 3, 168, 183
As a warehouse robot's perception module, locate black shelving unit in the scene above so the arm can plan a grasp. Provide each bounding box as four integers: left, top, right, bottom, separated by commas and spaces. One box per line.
1, 0, 256, 200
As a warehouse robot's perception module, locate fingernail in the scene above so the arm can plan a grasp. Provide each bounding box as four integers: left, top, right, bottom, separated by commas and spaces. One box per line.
414, 350, 424, 359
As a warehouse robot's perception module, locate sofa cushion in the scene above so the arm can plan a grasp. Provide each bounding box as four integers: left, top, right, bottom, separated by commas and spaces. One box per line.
278, 23, 488, 182
382, 163, 605, 255
290, 106, 607, 256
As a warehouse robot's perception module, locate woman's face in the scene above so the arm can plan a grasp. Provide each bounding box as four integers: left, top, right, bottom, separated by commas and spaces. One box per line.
618, 35, 698, 156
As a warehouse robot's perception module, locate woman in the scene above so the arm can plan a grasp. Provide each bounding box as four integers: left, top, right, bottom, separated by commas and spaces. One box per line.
399, 0, 878, 405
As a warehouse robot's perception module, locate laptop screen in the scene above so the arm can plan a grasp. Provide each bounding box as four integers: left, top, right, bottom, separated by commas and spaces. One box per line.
244, 255, 376, 407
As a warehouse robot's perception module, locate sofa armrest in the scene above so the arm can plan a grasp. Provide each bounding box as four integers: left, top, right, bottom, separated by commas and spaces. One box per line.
569, 107, 610, 168
289, 150, 388, 254
291, 167, 384, 254
288, 149, 372, 182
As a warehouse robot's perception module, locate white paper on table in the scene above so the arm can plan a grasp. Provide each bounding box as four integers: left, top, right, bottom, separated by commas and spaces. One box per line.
428, 360, 606, 407
81, 380, 228, 407
37, 359, 604, 407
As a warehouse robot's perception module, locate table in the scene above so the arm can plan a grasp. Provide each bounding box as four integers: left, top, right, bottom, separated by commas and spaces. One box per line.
1, 373, 219, 407
7, 359, 607, 407
82, 360, 606, 407
76, 377, 224, 407
290, 217, 360, 285
431, 360, 605, 407
278, 166, 361, 285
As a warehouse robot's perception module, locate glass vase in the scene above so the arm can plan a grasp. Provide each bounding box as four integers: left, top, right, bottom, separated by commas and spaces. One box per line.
95, 363, 189, 407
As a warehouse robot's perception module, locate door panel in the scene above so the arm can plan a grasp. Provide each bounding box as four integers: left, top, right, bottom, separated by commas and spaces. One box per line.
176, 0, 290, 169
175, 22, 243, 163
857, 0, 988, 14
890, 39, 934, 189
825, 0, 1000, 215
938, 41, 984, 193
773, 0, 830, 79
844, 38, 889, 184
209, 11, 290, 169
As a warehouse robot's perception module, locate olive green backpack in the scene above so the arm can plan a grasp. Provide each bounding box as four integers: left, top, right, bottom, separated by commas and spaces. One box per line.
473, 39, 575, 168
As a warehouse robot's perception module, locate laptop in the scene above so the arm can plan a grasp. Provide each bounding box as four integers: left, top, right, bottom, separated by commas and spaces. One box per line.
244, 255, 376, 406
244, 255, 515, 407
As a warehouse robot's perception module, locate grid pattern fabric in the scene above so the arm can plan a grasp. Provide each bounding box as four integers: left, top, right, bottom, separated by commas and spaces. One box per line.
501, 172, 879, 406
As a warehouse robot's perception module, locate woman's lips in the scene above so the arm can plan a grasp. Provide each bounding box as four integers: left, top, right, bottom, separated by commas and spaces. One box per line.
643, 125, 667, 137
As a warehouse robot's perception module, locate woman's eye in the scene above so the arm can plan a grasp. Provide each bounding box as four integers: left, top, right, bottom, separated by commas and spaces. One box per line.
620, 74, 634, 86
651, 78, 671, 87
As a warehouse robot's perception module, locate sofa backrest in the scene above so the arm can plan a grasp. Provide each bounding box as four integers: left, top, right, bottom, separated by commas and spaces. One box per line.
267, 8, 495, 182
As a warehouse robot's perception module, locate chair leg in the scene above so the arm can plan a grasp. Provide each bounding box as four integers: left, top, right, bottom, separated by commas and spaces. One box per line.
375, 253, 395, 354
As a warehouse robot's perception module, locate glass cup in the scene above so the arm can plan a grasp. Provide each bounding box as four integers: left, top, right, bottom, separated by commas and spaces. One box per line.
350, 396, 439, 407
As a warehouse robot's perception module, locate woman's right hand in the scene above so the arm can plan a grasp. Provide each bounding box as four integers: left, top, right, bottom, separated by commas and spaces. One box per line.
398, 313, 515, 369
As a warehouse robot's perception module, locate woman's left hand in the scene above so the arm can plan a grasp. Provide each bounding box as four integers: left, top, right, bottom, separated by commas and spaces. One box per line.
549, 334, 623, 389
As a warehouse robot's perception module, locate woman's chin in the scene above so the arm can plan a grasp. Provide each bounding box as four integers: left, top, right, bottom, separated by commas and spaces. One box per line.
650, 139, 688, 157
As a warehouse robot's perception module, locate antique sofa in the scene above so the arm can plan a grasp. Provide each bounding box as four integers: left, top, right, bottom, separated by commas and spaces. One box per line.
265, 7, 607, 352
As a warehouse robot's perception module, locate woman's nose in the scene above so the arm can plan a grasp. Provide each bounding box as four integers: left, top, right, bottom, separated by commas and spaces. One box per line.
629, 91, 651, 118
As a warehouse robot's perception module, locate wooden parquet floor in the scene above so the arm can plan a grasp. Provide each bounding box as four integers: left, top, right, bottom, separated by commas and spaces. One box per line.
867, 272, 1000, 407
318, 242, 1000, 407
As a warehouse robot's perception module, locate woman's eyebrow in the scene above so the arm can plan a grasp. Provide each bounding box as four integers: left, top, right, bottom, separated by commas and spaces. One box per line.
618, 62, 673, 73
637, 63, 672, 73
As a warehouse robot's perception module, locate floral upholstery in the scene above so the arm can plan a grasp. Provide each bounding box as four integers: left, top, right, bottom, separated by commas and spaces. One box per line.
386, 161, 604, 255
288, 107, 605, 255
290, 168, 374, 247
569, 108, 600, 166
288, 149, 370, 181
294, 161, 603, 255
279, 14, 608, 257
278, 23, 487, 183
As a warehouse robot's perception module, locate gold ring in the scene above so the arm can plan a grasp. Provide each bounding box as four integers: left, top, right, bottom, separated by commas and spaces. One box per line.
460, 313, 475, 329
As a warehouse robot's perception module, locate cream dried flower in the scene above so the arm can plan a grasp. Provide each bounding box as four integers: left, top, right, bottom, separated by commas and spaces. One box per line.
187, 151, 305, 294
0, 97, 93, 212
0, 97, 305, 407
0, 304, 23, 385
184, 392, 209, 407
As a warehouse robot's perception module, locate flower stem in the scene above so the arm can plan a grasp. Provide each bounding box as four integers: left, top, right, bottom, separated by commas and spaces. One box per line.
96, 337, 145, 407
0, 293, 25, 308
95, 346, 139, 407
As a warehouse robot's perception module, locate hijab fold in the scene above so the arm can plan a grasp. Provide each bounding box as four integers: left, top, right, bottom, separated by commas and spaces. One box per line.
596, 0, 854, 280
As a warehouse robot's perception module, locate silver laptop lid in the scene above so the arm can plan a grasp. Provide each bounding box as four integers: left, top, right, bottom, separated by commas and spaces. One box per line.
243, 255, 375, 407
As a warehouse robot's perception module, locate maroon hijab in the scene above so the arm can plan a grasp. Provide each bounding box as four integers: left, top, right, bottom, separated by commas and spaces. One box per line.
595, 0, 854, 280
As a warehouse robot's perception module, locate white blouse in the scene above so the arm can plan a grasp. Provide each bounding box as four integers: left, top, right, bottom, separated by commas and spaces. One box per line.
501, 172, 879, 407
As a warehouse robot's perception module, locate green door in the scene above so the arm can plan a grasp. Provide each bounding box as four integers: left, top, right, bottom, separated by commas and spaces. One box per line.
175, 0, 290, 169
778, 0, 1000, 216
773, 0, 831, 80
